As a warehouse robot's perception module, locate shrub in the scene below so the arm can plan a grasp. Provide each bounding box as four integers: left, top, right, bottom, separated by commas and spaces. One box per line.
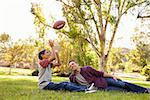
142, 65, 150, 81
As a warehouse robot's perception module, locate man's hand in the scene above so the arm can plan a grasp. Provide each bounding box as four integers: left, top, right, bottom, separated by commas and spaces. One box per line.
112, 76, 118, 81
49, 40, 54, 47
103, 72, 121, 81
113, 76, 121, 81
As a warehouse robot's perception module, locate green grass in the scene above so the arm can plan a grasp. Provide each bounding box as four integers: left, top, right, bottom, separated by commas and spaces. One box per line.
0, 67, 33, 76
0, 67, 150, 100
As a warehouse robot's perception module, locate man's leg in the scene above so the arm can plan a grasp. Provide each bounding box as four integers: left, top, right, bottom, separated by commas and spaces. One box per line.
105, 86, 128, 92
105, 78, 148, 93
105, 78, 126, 88
123, 81, 148, 93
44, 82, 87, 92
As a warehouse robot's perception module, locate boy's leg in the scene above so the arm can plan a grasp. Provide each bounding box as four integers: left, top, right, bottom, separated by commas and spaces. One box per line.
43, 82, 65, 90
44, 82, 87, 92
62, 82, 87, 92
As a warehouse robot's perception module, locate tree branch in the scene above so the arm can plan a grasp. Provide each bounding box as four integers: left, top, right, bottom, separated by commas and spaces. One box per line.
120, 0, 126, 14
59, 0, 75, 8
137, 15, 150, 18
106, 17, 121, 61
121, 1, 147, 16
84, 37, 101, 57
93, 0, 104, 37
83, 0, 100, 42
104, 0, 113, 34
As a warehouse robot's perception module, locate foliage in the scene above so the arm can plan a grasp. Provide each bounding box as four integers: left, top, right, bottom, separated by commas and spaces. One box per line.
132, 32, 150, 63
131, 31, 150, 76
0, 33, 10, 43
52, 36, 99, 75
142, 64, 150, 81
0, 33, 40, 74
108, 48, 127, 65
0, 33, 10, 61
107, 48, 129, 72
29, 0, 148, 72
31, 3, 53, 49
1, 1, 149, 76
59, 0, 147, 71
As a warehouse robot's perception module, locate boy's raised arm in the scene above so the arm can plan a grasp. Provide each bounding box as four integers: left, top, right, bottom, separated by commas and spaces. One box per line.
49, 40, 61, 67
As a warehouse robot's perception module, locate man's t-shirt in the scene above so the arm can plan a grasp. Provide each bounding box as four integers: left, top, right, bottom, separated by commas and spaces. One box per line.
38, 59, 52, 89
69, 66, 107, 88
75, 73, 90, 86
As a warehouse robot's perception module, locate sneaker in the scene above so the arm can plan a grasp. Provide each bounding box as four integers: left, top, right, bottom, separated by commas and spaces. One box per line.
88, 83, 98, 91
85, 89, 97, 93
85, 83, 97, 93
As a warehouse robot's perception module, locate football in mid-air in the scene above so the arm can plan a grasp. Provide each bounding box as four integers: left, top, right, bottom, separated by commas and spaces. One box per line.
53, 20, 65, 29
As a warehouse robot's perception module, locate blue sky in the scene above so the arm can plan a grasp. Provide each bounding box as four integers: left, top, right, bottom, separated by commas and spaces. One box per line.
0, 0, 139, 49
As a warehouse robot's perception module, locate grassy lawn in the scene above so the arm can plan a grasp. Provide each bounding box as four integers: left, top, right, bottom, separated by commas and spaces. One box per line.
0, 67, 150, 100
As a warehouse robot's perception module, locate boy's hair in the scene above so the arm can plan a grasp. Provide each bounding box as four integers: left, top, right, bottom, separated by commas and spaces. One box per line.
38, 49, 46, 60
68, 60, 76, 64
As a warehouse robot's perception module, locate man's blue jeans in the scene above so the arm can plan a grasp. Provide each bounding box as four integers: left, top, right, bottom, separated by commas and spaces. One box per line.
43, 82, 87, 92
105, 78, 148, 93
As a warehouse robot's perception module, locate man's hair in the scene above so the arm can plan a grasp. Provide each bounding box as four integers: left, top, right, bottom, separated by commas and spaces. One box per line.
38, 49, 46, 60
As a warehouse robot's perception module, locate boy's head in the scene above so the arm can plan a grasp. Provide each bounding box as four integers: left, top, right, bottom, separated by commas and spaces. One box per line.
38, 49, 51, 60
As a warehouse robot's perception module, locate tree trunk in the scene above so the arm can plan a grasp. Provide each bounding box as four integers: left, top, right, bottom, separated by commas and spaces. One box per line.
8, 65, 13, 75
100, 54, 107, 71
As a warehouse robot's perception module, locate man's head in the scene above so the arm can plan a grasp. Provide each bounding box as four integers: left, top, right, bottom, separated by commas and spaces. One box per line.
68, 60, 79, 71
38, 49, 51, 60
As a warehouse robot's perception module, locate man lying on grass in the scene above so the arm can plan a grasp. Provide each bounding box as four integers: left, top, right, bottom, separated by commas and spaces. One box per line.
38, 40, 94, 92
69, 60, 150, 93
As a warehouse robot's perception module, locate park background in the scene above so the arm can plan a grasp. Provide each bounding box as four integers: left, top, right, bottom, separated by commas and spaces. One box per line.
0, 0, 150, 100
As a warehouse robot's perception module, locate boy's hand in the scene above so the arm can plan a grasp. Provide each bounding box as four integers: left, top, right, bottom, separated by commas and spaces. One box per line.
49, 40, 54, 47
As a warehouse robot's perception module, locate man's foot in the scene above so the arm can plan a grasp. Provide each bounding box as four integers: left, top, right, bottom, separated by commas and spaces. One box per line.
88, 83, 98, 90
147, 88, 150, 93
85, 83, 97, 93
85, 90, 97, 93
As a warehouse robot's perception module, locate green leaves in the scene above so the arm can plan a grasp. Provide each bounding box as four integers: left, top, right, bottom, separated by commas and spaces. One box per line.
108, 15, 116, 25
126, 1, 136, 9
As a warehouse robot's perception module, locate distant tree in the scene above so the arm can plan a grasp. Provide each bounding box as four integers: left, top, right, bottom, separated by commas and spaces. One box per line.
0, 33, 11, 61
0, 33, 37, 74
132, 32, 150, 67
132, 32, 150, 80
0, 33, 10, 43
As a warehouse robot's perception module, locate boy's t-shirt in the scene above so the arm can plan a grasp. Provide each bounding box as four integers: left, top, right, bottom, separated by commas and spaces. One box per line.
38, 59, 52, 89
